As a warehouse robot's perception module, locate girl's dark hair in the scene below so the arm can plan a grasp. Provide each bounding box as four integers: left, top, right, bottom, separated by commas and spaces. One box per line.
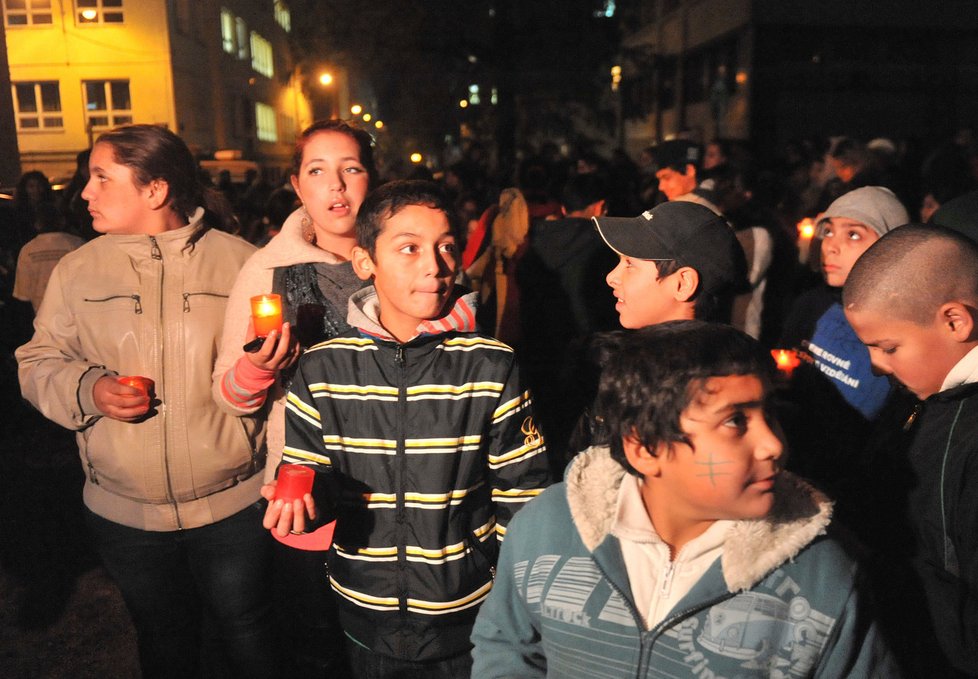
594, 320, 774, 475
15, 170, 53, 205
355, 180, 459, 258
96, 124, 236, 247
291, 119, 377, 187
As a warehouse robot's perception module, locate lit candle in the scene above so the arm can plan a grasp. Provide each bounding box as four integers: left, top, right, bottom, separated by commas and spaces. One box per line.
796, 217, 817, 264
250, 294, 283, 338
118, 375, 154, 398
771, 349, 801, 377
797, 217, 815, 241
275, 464, 315, 502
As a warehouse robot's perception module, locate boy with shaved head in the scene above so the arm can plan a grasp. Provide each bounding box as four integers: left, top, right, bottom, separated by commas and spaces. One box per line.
845, 224, 978, 676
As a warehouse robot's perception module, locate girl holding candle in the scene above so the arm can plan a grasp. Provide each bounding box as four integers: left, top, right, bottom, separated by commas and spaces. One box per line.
213, 119, 376, 479
16, 124, 276, 678
212, 119, 377, 675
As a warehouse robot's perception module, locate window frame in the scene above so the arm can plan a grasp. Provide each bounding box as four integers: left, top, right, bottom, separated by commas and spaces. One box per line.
273, 0, 290, 32
255, 102, 277, 142
12, 80, 63, 131
83, 79, 133, 130
249, 31, 274, 78
75, 0, 124, 26
3, 0, 54, 26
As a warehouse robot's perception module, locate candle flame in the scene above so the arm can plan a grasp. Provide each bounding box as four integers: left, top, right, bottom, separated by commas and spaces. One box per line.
797, 218, 815, 241
798, 217, 815, 240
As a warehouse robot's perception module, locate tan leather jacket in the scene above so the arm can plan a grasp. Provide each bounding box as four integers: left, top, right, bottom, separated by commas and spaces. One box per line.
16, 214, 266, 531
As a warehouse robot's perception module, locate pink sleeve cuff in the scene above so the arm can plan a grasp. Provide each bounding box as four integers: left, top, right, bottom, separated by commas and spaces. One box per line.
220, 354, 277, 409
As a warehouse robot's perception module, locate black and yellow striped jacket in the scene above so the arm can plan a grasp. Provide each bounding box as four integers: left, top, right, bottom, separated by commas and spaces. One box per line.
282, 287, 551, 661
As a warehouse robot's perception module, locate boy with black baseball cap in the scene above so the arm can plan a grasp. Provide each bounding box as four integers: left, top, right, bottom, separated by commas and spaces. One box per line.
594, 200, 747, 328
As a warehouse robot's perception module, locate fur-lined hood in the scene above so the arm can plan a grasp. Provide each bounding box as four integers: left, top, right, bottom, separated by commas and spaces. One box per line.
566, 446, 833, 593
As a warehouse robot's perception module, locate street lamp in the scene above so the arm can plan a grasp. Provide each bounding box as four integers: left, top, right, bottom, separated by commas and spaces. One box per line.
319, 72, 334, 86
351, 104, 362, 115
410, 153, 423, 164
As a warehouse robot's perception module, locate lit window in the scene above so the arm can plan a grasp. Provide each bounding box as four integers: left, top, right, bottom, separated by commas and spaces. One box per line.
3, 0, 53, 26
83, 80, 132, 130
250, 32, 274, 78
220, 8, 235, 54
12, 81, 62, 130
235, 16, 248, 60
75, 0, 124, 25
255, 102, 277, 142
273, 0, 290, 32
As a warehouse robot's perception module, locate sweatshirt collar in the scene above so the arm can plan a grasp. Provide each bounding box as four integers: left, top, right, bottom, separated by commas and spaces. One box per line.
940, 344, 978, 392
346, 285, 478, 343
566, 446, 833, 593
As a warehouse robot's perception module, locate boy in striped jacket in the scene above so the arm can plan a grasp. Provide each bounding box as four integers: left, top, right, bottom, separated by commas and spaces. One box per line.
262, 180, 551, 677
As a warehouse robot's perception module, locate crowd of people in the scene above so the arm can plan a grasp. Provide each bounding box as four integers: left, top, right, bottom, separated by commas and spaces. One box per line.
1, 120, 978, 678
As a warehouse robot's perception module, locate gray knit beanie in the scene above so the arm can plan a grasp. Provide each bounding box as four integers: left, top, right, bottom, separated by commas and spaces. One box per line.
816, 186, 910, 238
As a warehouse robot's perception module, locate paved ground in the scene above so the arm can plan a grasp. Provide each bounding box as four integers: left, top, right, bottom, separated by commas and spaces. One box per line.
0, 353, 139, 678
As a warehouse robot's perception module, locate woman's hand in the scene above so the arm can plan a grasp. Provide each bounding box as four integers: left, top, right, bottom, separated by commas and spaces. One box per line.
261, 480, 318, 537
93, 375, 152, 422
245, 322, 300, 372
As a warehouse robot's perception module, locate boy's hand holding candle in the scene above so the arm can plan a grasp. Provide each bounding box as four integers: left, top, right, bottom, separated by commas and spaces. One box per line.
261, 468, 319, 538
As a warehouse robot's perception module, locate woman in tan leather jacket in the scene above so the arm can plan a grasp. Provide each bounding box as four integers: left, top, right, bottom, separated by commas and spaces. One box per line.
16, 124, 276, 679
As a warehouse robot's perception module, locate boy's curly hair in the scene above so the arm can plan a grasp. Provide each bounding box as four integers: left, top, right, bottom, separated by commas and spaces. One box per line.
593, 320, 775, 475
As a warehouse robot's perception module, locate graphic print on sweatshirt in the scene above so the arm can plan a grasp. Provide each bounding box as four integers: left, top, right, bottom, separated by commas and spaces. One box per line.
805, 303, 890, 419
516, 555, 838, 677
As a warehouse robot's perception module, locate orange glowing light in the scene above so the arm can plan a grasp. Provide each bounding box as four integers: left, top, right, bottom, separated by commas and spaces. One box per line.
250, 294, 283, 337
771, 349, 801, 377
797, 218, 816, 241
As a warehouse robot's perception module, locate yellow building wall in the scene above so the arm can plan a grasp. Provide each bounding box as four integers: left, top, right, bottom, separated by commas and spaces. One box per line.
6, 0, 175, 177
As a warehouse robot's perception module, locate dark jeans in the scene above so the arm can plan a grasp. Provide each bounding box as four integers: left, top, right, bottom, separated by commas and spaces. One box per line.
85, 502, 277, 679
271, 542, 349, 677
345, 638, 473, 679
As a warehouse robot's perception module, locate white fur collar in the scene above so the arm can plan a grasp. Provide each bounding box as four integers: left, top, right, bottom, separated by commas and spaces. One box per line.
565, 446, 833, 593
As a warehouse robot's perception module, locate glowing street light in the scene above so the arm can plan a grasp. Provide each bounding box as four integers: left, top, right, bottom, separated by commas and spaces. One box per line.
410, 153, 423, 164
374, 120, 384, 129
350, 104, 362, 115
362, 113, 372, 122
319, 72, 334, 86
459, 99, 469, 109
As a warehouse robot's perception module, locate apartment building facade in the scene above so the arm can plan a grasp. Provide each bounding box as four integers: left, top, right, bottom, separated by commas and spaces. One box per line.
3, 0, 313, 180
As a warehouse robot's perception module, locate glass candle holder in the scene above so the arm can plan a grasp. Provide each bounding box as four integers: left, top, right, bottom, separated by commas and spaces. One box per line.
275, 464, 315, 502
250, 294, 283, 337
117, 375, 154, 398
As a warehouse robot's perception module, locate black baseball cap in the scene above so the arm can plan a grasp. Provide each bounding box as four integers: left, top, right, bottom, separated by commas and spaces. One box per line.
653, 140, 703, 173
592, 201, 747, 295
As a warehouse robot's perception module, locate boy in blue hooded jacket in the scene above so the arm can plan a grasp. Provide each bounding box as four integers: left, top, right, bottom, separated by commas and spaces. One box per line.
471, 320, 897, 678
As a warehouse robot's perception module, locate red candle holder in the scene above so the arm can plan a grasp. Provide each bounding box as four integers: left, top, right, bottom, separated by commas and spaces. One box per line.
275, 464, 315, 502
117, 375, 154, 398
250, 294, 283, 338
771, 349, 801, 378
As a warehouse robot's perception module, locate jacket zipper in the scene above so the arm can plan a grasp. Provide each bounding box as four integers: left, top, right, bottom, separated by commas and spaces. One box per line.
150, 235, 181, 528
593, 553, 734, 676
659, 560, 676, 597
83, 294, 142, 314
394, 343, 408, 615
182, 291, 230, 313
